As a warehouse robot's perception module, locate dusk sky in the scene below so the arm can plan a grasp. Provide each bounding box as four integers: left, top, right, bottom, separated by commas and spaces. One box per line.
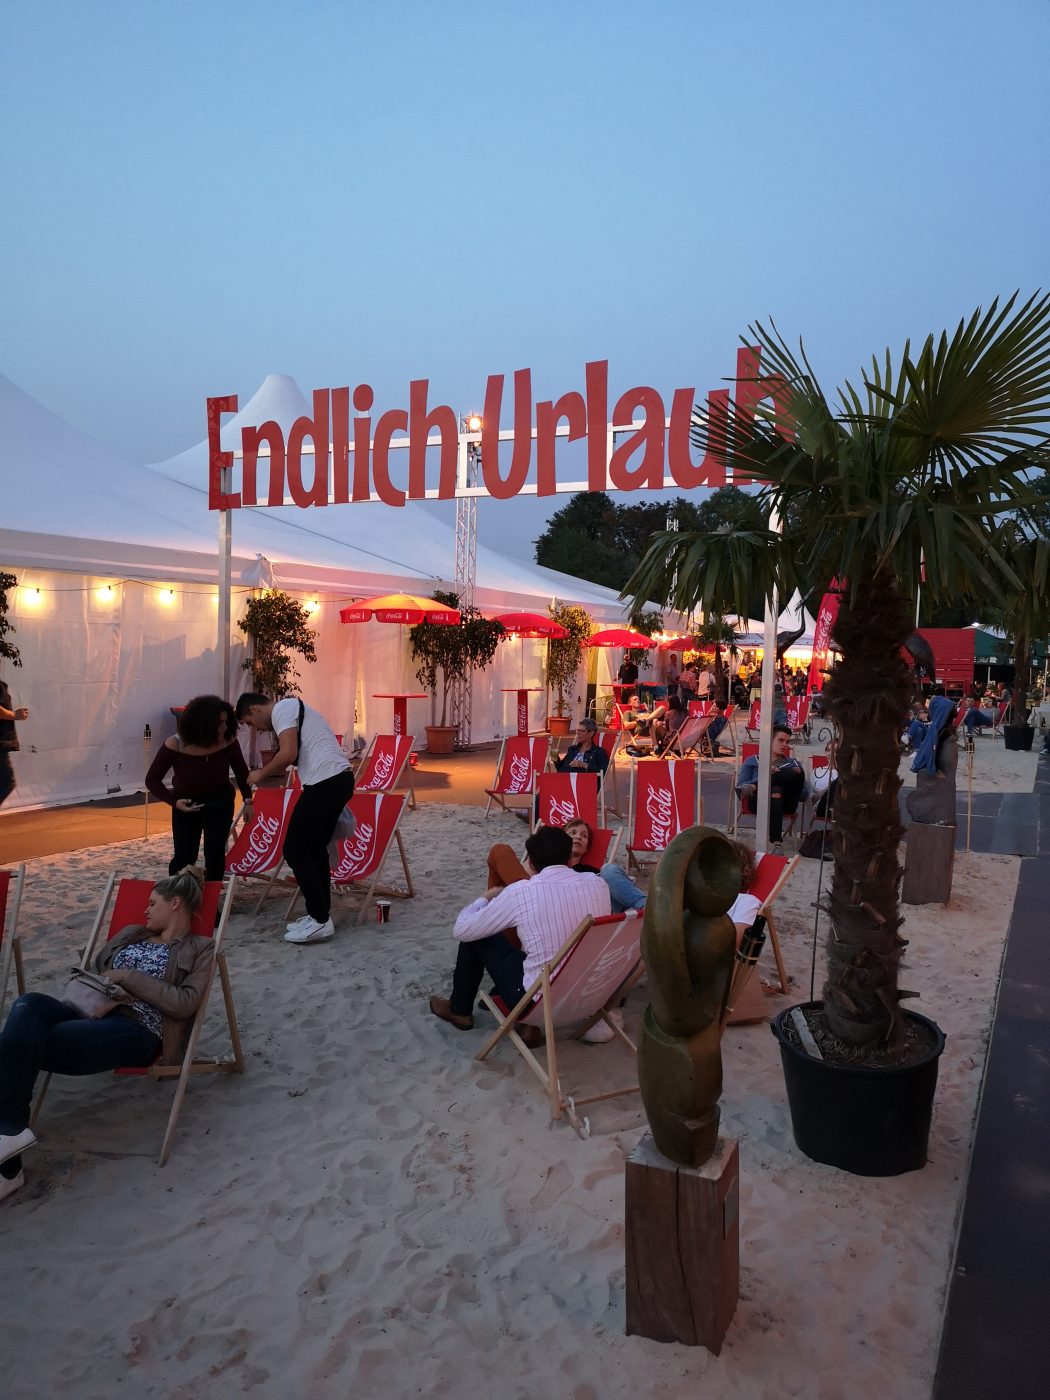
3, 1, 1048, 563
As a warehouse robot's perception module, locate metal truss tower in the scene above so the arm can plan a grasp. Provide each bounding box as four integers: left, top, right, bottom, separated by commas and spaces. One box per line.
450, 422, 480, 746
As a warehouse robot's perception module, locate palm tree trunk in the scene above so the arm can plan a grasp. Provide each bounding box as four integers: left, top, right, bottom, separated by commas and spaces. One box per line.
1009, 634, 1030, 726
821, 574, 913, 1051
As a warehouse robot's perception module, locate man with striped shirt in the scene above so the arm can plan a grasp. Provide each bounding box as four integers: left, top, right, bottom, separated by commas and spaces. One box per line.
429, 825, 611, 1047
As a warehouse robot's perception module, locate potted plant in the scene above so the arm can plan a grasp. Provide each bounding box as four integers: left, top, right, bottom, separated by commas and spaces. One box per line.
546, 603, 593, 734
238, 589, 317, 762
995, 534, 1050, 751
409, 590, 504, 753
626, 293, 1050, 1175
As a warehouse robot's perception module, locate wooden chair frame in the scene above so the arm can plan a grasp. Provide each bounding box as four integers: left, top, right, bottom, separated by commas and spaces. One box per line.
474, 910, 644, 1135
484, 736, 550, 819
286, 792, 415, 925
0, 863, 27, 1015
32, 875, 244, 1166
354, 732, 418, 809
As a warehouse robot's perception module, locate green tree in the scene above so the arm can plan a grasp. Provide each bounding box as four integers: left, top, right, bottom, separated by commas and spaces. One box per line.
546, 602, 594, 717
239, 590, 317, 697
0, 571, 21, 667
409, 590, 505, 728
625, 292, 1050, 1055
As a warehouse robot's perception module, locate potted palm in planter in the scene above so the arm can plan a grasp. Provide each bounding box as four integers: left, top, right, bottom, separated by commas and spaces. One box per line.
995, 533, 1050, 751
546, 603, 593, 734
409, 590, 504, 753
626, 292, 1050, 1175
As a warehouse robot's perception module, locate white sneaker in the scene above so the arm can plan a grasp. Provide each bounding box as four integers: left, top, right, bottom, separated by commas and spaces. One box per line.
582, 1009, 623, 1044
0, 1128, 35, 1166
285, 914, 311, 932
0, 1171, 25, 1203
284, 917, 335, 944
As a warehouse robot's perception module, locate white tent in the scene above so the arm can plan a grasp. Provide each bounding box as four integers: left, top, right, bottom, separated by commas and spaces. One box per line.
0, 372, 626, 809
776, 589, 818, 647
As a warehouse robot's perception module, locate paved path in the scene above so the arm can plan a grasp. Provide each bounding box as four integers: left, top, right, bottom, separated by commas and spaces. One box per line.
934, 755, 1050, 1398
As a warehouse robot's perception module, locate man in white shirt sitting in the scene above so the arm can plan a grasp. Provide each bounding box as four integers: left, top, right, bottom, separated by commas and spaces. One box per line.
237, 692, 354, 944
429, 825, 611, 1047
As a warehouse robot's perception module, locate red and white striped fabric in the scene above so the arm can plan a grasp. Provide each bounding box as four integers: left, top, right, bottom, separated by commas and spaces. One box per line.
536, 771, 600, 829
355, 734, 413, 794
330, 792, 406, 882
629, 759, 698, 853
226, 788, 300, 877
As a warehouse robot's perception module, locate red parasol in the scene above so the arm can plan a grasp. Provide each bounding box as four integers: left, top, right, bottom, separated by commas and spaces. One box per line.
493, 611, 568, 639
339, 593, 461, 626
583, 628, 657, 649
657, 634, 697, 650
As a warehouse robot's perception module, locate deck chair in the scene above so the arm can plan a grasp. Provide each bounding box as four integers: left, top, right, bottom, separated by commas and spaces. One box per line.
719, 703, 740, 757
582, 827, 620, 867
484, 735, 550, 818
730, 742, 803, 839
0, 864, 27, 1014
746, 852, 800, 994
225, 786, 301, 913
475, 909, 644, 1134
625, 759, 702, 873
291, 791, 414, 925
596, 727, 624, 817
745, 701, 761, 740
535, 771, 602, 832
354, 732, 417, 808
32, 875, 243, 1166
990, 700, 1010, 739
687, 699, 715, 718
786, 697, 812, 741
661, 713, 713, 758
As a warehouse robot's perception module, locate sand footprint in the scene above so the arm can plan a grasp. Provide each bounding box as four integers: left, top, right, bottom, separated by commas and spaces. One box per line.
530, 1159, 572, 1210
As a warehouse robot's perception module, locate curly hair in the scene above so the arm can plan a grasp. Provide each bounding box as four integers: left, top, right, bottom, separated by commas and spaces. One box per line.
177, 694, 237, 748
727, 838, 756, 891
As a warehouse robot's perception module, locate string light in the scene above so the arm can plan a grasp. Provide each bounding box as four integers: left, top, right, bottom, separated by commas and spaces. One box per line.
21, 586, 43, 607
159, 588, 176, 606
304, 598, 320, 614
95, 584, 116, 602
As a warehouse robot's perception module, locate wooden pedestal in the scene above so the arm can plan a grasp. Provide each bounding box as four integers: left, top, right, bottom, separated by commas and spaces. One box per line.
625, 1134, 739, 1352
903, 822, 956, 905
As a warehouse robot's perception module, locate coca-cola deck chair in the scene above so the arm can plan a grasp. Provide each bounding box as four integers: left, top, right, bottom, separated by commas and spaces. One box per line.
535, 771, 603, 832
786, 697, 812, 742
730, 741, 803, 839
354, 732, 417, 808
625, 759, 703, 873
744, 701, 762, 741
659, 712, 712, 759
286, 791, 414, 926
484, 735, 551, 819
0, 864, 27, 1015
746, 852, 799, 996
596, 728, 624, 817
225, 786, 301, 914
474, 909, 644, 1134
32, 875, 243, 1166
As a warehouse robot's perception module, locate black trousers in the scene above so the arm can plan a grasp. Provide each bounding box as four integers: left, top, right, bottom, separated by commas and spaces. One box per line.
450, 935, 527, 1017
769, 768, 805, 842
170, 787, 235, 882
283, 770, 355, 922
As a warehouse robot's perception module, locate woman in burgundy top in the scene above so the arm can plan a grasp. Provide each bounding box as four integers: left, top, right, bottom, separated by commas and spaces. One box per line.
146, 695, 252, 881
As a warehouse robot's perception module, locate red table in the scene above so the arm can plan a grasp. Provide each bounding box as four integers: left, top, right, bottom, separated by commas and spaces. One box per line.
501, 687, 543, 736
372, 693, 428, 737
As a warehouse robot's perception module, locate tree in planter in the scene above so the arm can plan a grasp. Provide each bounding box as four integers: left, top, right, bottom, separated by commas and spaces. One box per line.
238, 590, 317, 697
625, 608, 663, 669
692, 612, 739, 701
409, 590, 505, 732
0, 571, 22, 669
546, 603, 593, 719
626, 293, 1050, 1056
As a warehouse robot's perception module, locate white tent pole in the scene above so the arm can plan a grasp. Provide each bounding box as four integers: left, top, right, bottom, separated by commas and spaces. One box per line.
218, 499, 232, 699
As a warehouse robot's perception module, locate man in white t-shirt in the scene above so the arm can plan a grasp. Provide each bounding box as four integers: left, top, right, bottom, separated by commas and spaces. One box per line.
236, 692, 354, 944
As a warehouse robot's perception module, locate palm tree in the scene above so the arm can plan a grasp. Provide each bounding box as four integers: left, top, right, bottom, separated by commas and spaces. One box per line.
625, 293, 1050, 1054
993, 532, 1050, 728
692, 613, 738, 701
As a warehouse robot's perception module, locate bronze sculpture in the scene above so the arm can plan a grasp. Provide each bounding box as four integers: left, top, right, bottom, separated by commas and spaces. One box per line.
637, 826, 740, 1167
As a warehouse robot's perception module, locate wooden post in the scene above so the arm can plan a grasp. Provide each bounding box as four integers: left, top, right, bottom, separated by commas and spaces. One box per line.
625, 1133, 739, 1352
902, 823, 956, 905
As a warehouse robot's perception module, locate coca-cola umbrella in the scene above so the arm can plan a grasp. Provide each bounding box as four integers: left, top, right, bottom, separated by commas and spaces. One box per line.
583, 628, 657, 649
339, 593, 462, 735
492, 611, 568, 735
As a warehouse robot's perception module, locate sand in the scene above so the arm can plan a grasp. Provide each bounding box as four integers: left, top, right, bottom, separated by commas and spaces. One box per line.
0, 785, 1026, 1399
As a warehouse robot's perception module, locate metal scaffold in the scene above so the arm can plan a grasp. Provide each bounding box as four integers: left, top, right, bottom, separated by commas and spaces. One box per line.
450, 416, 480, 746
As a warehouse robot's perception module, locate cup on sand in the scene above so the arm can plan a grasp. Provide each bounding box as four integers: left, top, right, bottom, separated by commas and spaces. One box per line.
376, 899, 391, 923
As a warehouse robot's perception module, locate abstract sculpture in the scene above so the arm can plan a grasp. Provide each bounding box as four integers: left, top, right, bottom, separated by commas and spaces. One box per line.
637, 825, 740, 1167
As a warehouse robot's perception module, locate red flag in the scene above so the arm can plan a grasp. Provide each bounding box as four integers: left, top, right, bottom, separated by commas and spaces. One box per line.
807, 581, 843, 695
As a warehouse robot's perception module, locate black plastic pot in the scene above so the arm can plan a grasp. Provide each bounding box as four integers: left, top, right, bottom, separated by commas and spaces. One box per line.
771, 1002, 946, 1176
1002, 723, 1034, 751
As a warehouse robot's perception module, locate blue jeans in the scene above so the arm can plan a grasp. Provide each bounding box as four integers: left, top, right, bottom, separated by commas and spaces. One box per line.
0, 994, 160, 1172
601, 863, 647, 915
906, 719, 928, 748
963, 710, 992, 733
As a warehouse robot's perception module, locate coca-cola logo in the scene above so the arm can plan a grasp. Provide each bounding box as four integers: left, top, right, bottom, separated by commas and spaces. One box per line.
517, 698, 528, 731
364, 749, 395, 789
645, 785, 674, 848
549, 795, 576, 826
332, 820, 376, 878
230, 811, 281, 873
507, 753, 532, 793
